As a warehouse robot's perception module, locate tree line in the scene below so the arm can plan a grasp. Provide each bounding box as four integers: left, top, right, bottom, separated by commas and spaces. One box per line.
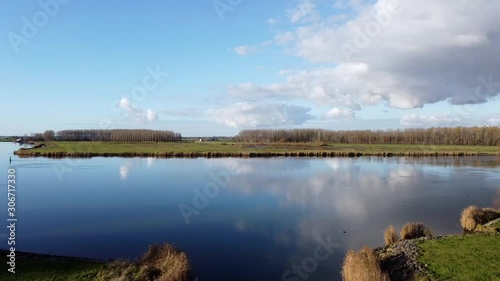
31, 129, 181, 142
235, 127, 500, 146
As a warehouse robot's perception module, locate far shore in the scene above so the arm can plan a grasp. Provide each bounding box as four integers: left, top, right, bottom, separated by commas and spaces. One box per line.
12, 141, 500, 158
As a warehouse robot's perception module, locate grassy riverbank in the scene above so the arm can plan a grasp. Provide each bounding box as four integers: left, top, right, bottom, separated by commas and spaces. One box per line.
417, 233, 500, 281
2, 244, 192, 281
344, 208, 500, 281
1, 250, 106, 281
13, 141, 500, 158
1, 137, 14, 142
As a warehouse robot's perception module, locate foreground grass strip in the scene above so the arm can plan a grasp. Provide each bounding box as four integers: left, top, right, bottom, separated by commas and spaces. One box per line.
1, 244, 192, 281
417, 234, 500, 281
1, 250, 106, 281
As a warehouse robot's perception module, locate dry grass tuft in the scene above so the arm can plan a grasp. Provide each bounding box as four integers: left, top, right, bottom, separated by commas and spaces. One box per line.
96, 259, 139, 281
460, 206, 481, 231
341, 246, 389, 281
460, 205, 500, 231
384, 225, 399, 246
140, 244, 191, 281
96, 243, 192, 281
400, 222, 433, 240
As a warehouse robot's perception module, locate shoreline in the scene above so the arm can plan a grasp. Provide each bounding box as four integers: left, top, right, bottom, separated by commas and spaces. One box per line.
12, 141, 500, 158
14, 150, 498, 158
0, 249, 107, 263
343, 209, 500, 281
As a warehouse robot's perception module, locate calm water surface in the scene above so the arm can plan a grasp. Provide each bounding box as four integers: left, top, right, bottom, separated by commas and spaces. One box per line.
0, 143, 499, 280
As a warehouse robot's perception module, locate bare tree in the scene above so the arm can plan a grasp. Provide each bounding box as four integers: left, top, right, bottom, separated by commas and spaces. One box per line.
43, 130, 55, 141
237, 127, 500, 146
53, 129, 181, 142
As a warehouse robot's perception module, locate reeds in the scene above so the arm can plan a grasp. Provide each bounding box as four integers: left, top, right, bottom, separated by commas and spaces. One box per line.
460, 205, 500, 231
96, 243, 192, 281
384, 225, 399, 246
341, 246, 389, 281
400, 222, 433, 240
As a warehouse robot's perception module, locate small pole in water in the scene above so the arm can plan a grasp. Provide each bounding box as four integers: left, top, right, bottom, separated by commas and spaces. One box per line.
9, 156, 11, 163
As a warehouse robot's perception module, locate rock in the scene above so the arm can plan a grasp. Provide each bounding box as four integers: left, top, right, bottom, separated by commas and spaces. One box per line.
377, 239, 430, 281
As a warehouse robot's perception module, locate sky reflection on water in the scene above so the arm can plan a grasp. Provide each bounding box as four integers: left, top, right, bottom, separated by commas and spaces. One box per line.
0, 143, 499, 281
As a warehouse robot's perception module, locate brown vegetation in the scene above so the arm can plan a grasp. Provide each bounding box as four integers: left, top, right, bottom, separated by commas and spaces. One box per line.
341, 246, 389, 281
400, 222, 433, 240
237, 127, 500, 146
43, 130, 55, 141
96, 243, 192, 281
384, 225, 399, 246
460, 205, 500, 231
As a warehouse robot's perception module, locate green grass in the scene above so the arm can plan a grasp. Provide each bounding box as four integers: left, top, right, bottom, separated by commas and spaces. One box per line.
418, 234, 500, 281
13, 141, 500, 157
0, 137, 14, 142
1, 251, 106, 281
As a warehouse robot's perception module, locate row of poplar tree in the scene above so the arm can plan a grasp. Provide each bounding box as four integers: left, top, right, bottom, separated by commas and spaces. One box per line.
30, 129, 182, 142
235, 127, 500, 146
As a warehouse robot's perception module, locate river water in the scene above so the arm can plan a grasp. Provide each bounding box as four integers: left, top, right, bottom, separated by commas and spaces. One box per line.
0, 142, 499, 280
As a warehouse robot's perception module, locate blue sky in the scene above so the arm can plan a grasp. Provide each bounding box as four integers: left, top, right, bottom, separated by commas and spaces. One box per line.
2, 0, 500, 136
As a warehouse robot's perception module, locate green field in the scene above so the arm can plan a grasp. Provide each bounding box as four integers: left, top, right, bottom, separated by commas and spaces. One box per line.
1, 250, 106, 281
13, 141, 500, 158
418, 234, 500, 281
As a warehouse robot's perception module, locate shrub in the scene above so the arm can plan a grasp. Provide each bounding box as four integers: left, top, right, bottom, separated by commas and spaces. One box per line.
341, 246, 389, 281
140, 244, 191, 281
384, 225, 399, 246
460, 205, 500, 231
400, 222, 433, 240
96, 243, 192, 281
460, 206, 481, 231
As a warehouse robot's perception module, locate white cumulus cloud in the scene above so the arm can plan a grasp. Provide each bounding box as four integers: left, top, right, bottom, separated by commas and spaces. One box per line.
119, 97, 158, 124
267, 18, 278, 25
210, 102, 313, 128
400, 113, 463, 127
274, 31, 295, 45
325, 107, 355, 119
231, 0, 500, 110
487, 117, 500, 126
233, 45, 258, 56
286, 0, 317, 23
